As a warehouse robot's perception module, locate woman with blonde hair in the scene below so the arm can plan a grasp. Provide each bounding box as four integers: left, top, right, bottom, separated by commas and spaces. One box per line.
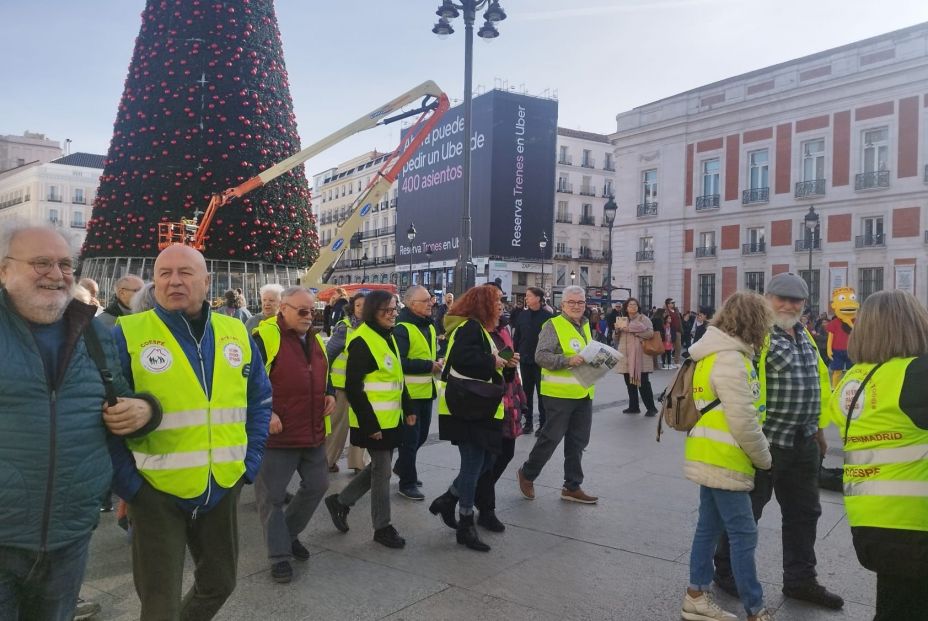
830, 290, 928, 621
682, 291, 775, 621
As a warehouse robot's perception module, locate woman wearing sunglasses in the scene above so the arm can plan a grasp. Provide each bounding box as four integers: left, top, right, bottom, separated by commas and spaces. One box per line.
324, 290, 413, 549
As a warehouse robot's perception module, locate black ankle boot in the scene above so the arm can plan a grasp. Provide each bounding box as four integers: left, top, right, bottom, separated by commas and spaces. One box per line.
428, 490, 459, 529
456, 514, 491, 552
476, 509, 505, 532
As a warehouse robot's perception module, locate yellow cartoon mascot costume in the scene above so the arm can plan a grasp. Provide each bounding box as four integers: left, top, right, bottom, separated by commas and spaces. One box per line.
825, 287, 858, 385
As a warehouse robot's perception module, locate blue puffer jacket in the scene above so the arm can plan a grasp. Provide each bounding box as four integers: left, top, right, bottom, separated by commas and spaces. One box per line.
0, 292, 138, 551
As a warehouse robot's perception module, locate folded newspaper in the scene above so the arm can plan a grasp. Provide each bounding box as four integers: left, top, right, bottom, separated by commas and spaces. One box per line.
572, 341, 623, 387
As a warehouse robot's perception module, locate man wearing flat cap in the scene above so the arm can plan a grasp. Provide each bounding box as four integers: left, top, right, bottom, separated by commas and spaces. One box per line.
714, 272, 844, 610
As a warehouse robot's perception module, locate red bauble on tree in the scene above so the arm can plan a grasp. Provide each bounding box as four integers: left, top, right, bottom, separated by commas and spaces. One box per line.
81, 0, 317, 266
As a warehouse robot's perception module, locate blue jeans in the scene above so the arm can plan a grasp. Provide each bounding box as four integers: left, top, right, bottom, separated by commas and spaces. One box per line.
0, 535, 91, 621
451, 441, 495, 514
395, 399, 433, 489
690, 486, 764, 616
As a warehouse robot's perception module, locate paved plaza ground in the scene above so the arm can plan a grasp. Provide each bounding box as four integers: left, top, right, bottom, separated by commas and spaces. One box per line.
83, 369, 876, 620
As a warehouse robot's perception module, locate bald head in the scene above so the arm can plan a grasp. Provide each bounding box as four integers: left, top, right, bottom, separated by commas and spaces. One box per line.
153, 245, 210, 317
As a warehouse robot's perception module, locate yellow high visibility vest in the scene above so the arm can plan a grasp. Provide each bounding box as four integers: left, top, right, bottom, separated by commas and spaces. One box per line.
330, 317, 354, 389
120, 310, 249, 499
540, 315, 595, 399
758, 328, 830, 429
437, 320, 504, 420
830, 358, 928, 533
685, 353, 766, 478
396, 320, 437, 400
254, 316, 331, 435
347, 322, 404, 431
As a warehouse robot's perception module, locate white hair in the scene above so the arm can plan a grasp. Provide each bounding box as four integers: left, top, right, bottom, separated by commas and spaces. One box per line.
260, 283, 285, 298
0, 219, 73, 264
281, 286, 315, 302
562, 285, 585, 298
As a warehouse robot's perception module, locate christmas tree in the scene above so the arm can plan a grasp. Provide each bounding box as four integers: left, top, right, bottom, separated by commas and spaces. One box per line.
82, 0, 317, 266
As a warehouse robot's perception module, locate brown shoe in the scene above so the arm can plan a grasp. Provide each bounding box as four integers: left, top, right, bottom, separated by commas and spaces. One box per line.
561, 487, 598, 504
328, 463, 339, 473
517, 468, 535, 500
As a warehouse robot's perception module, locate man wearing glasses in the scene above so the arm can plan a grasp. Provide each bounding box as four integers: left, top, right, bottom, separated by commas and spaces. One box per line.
517, 285, 598, 504
393, 285, 442, 500
98, 274, 145, 330
0, 223, 161, 620
110, 244, 272, 619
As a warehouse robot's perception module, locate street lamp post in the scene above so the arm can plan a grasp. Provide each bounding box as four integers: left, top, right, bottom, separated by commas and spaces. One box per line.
804, 205, 820, 313
602, 197, 618, 306
432, 1, 507, 297
569, 270, 576, 284
361, 252, 368, 283
407, 223, 417, 290
538, 231, 548, 294
425, 249, 432, 290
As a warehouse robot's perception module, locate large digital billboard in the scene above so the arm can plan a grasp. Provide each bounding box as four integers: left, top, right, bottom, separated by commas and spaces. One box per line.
396, 90, 557, 264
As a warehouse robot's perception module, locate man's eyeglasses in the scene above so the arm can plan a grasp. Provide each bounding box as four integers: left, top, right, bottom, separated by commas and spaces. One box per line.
564, 300, 586, 307
379, 306, 399, 315
282, 303, 313, 317
4, 256, 75, 275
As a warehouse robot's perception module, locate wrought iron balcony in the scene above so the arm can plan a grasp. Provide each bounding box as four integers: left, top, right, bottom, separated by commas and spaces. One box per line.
557, 182, 573, 194
558, 155, 573, 165
579, 185, 597, 196
72, 197, 86, 205
635, 250, 654, 262
855, 234, 885, 248
695, 194, 720, 211
855, 170, 890, 191
742, 242, 766, 255
602, 186, 614, 197
581, 158, 596, 169
579, 215, 596, 226
47, 195, 62, 202
372, 255, 395, 265
695, 246, 716, 258
924, 164, 928, 183
70, 221, 86, 229
555, 214, 573, 224
794, 238, 821, 251
603, 162, 615, 172
741, 187, 769, 205
795, 178, 826, 198
636, 202, 658, 218
554, 248, 573, 259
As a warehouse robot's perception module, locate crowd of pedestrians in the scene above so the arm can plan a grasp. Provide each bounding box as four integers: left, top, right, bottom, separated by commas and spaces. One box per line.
2, 221, 926, 621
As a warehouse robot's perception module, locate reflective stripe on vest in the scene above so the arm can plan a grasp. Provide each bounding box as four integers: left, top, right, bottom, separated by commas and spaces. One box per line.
540, 315, 595, 399
437, 320, 504, 419
831, 358, 928, 532
330, 317, 354, 389
255, 316, 331, 435
121, 310, 250, 499
685, 353, 765, 478
347, 323, 404, 431
397, 320, 437, 399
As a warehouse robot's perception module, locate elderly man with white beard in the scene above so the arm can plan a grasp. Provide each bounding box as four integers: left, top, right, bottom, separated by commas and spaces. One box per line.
0, 223, 160, 620
713, 272, 843, 611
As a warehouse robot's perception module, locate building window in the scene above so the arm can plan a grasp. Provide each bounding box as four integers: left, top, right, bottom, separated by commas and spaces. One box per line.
580, 175, 594, 196
47, 185, 61, 202
745, 271, 764, 294
698, 274, 716, 310
579, 266, 589, 286
858, 267, 884, 302
699, 231, 715, 248
862, 127, 889, 173
604, 152, 615, 171
639, 236, 654, 252
73, 188, 86, 204
555, 240, 568, 256
859, 216, 884, 247
48, 208, 59, 224
72, 211, 85, 228
558, 145, 570, 165
556, 264, 567, 286
638, 275, 653, 310
798, 270, 821, 312
603, 180, 614, 197
557, 174, 571, 193
801, 139, 825, 181
581, 149, 594, 168
748, 150, 768, 190
702, 159, 720, 197
556, 201, 569, 223
642, 169, 658, 205
580, 203, 594, 225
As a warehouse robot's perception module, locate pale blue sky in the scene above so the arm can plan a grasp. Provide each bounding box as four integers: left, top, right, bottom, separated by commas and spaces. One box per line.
2, 1, 926, 175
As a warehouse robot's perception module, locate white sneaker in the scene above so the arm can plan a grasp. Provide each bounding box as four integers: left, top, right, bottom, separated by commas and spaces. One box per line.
750, 609, 774, 621
682, 590, 737, 621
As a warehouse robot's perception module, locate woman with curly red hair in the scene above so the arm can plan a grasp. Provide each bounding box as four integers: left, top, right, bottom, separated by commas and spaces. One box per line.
428, 285, 518, 552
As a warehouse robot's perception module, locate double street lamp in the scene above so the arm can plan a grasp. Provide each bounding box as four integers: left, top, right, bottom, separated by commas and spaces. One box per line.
602, 197, 618, 305
538, 231, 548, 294
803, 205, 820, 312
432, 1, 507, 297
406, 223, 417, 290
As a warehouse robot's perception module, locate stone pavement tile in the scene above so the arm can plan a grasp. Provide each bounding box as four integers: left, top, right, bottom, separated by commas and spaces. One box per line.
215, 550, 447, 621
471, 537, 692, 620
380, 586, 562, 621
497, 495, 695, 562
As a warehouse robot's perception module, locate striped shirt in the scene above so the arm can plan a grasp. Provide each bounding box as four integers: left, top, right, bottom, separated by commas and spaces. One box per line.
761, 325, 822, 448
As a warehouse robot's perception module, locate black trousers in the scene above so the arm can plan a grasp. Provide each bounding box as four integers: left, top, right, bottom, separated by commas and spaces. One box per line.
520, 362, 546, 427
715, 436, 822, 586
622, 372, 655, 411
474, 437, 515, 512
875, 572, 925, 621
